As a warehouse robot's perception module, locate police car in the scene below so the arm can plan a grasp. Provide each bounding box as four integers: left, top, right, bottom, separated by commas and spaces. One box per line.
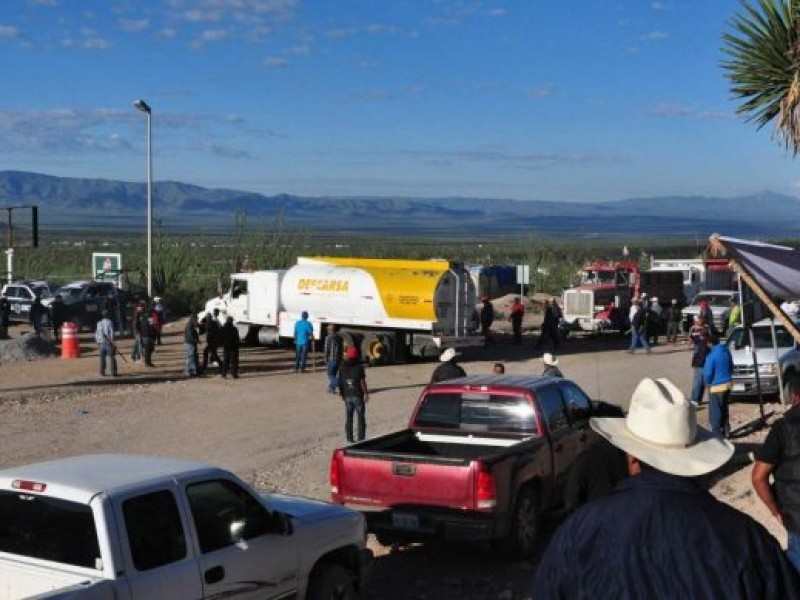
0, 280, 53, 322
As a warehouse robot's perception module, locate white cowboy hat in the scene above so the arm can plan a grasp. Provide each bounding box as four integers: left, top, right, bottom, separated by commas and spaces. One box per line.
542, 353, 558, 366
590, 378, 733, 477
440, 347, 460, 362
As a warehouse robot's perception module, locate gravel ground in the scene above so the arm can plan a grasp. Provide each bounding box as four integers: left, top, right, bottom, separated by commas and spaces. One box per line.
0, 319, 787, 598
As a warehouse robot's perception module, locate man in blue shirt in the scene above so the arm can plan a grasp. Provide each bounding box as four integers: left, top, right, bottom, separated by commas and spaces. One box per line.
703, 332, 734, 438
94, 310, 117, 377
293, 311, 314, 373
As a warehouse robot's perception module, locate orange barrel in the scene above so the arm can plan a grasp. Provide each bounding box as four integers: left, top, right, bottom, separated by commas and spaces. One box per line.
61, 322, 81, 359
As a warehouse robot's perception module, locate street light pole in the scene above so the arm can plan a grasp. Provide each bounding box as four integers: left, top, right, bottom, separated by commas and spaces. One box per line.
133, 99, 153, 298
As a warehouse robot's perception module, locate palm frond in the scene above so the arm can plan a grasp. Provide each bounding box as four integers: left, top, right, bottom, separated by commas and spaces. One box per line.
722, 0, 800, 154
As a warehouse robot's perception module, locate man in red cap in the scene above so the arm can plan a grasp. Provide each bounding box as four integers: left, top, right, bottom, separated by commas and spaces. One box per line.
338, 346, 370, 442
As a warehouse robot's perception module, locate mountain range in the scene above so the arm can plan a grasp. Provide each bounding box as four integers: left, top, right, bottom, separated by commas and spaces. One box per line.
0, 170, 798, 239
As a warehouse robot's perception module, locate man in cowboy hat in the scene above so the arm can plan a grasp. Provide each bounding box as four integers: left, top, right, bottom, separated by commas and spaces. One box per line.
430, 347, 467, 383
541, 353, 563, 378
534, 377, 800, 597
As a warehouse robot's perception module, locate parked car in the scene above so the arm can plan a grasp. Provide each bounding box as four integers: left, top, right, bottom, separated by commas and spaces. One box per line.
0, 454, 372, 599
330, 375, 626, 558
0, 280, 53, 322
681, 290, 738, 333
728, 319, 798, 398
42, 280, 133, 332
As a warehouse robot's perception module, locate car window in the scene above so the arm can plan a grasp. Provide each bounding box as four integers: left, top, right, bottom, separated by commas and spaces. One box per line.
558, 382, 592, 424
0, 490, 100, 569
33, 285, 51, 299
186, 479, 271, 554
414, 392, 538, 434
4, 286, 19, 298
123, 490, 187, 571
536, 384, 569, 433
231, 280, 248, 297
19, 288, 33, 301
745, 326, 795, 349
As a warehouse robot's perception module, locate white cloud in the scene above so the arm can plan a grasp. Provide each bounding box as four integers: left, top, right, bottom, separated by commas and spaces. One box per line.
0, 25, 21, 38
263, 55, 289, 68
119, 19, 150, 32
640, 30, 668, 43
487, 7, 507, 18
527, 84, 556, 99
642, 103, 731, 121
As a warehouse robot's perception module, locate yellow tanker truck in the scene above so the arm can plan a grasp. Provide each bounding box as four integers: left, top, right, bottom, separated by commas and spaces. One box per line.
203, 257, 482, 362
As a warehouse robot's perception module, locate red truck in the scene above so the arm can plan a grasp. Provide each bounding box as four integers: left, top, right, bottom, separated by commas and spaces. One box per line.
329, 375, 624, 557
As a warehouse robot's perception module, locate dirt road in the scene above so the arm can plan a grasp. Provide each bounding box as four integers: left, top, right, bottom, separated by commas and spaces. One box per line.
0, 322, 785, 598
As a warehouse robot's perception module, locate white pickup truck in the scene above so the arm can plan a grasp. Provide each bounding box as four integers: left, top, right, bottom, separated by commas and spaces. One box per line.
0, 454, 372, 600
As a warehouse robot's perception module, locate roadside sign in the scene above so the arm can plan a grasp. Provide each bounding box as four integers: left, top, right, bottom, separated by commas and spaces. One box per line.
92, 253, 122, 284
516, 265, 530, 285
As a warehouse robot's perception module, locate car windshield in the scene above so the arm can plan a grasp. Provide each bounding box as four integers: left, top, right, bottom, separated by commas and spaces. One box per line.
54, 286, 86, 304
730, 326, 795, 349
32, 285, 51, 299
691, 294, 733, 307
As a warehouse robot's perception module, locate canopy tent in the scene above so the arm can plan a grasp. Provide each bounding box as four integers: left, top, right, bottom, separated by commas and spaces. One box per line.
711, 236, 800, 301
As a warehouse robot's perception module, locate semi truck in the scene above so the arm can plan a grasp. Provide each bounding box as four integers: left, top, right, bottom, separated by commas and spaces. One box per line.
203, 256, 482, 363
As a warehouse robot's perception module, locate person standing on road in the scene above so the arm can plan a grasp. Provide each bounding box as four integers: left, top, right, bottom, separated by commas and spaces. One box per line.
139, 309, 156, 367
533, 377, 800, 598
753, 377, 800, 574
29, 294, 45, 335
294, 311, 314, 373
201, 308, 223, 374
665, 298, 681, 345
131, 302, 144, 361
184, 313, 200, 377
510, 297, 524, 345
220, 316, 240, 379
542, 353, 564, 378
0, 292, 10, 339
480, 297, 495, 347
338, 346, 369, 443
430, 348, 467, 383
94, 310, 118, 377
535, 299, 561, 353
703, 332, 734, 438
725, 297, 742, 338
323, 324, 343, 394
627, 301, 651, 354
688, 315, 710, 405
151, 297, 166, 345
50, 294, 67, 343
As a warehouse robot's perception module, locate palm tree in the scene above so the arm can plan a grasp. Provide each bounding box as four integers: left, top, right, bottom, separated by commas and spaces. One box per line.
722, 0, 800, 154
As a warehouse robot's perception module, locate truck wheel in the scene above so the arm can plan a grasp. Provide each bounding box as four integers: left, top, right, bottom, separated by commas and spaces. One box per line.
306, 564, 356, 600
504, 488, 541, 559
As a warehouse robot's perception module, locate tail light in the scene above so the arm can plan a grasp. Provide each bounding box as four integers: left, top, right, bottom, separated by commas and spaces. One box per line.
475, 462, 496, 510
330, 449, 343, 502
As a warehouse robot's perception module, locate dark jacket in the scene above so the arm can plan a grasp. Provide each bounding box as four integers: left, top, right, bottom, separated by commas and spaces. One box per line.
430, 360, 467, 384
338, 359, 366, 399
220, 321, 240, 350
534, 469, 800, 598
184, 319, 199, 346
480, 302, 494, 328
51, 299, 68, 327
324, 332, 343, 363
205, 317, 221, 347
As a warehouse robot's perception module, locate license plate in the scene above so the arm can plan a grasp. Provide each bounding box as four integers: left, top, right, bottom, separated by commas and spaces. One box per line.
733, 383, 745, 392
391, 512, 419, 530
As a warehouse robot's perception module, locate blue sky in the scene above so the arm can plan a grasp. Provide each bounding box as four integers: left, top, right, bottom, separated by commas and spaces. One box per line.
0, 0, 797, 203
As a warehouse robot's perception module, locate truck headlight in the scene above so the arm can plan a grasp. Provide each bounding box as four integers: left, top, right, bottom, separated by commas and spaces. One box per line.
758, 363, 777, 375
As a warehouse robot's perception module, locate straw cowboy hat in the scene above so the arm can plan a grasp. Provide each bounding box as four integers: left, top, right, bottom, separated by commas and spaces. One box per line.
440, 348, 460, 362
590, 378, 734, 477
542, 353, 559, 367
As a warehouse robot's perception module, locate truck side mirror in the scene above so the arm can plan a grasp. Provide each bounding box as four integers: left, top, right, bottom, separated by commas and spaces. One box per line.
270, 511, 293, 536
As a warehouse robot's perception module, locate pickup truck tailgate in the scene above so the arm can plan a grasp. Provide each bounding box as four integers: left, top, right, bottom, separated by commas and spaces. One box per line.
0, 559, 101, 600
337, 450, 482, 509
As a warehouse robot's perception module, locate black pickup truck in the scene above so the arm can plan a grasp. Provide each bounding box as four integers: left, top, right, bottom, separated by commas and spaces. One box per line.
330, 375, 625, 557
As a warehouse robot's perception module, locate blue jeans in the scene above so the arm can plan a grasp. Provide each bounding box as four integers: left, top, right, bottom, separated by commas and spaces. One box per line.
326, 359, 340, 392
691, 367, 706, 403
788, 530, 800, 575
344, 396, 366, 442
185, 343, 198, 375
628, 329, 651, 353
708, 388, 731, 437
99, 344, 117, 376
295, 344, 309, 372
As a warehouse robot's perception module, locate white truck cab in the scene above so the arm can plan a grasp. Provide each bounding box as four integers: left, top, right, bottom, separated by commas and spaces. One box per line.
0, 454, 371, 600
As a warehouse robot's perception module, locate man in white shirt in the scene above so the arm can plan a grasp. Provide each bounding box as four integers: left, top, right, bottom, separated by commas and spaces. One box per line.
95, 310, 118, 376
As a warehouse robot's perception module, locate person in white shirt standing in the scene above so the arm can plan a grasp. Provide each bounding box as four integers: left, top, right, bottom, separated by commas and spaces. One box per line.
95, 310, 118, 377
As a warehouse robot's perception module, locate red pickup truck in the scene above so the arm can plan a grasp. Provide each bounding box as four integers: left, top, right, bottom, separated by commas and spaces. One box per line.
330, 374, 625, 557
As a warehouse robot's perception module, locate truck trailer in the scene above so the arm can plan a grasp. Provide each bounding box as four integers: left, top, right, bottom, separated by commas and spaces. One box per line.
203, 256, 482, 363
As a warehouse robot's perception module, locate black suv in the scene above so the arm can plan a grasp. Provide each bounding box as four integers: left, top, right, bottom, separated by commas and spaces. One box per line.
45, 281, 132, 331
1, 281, 54, 322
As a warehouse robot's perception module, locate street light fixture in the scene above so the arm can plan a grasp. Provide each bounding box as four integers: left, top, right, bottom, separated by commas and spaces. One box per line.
133, 98, 153, 298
